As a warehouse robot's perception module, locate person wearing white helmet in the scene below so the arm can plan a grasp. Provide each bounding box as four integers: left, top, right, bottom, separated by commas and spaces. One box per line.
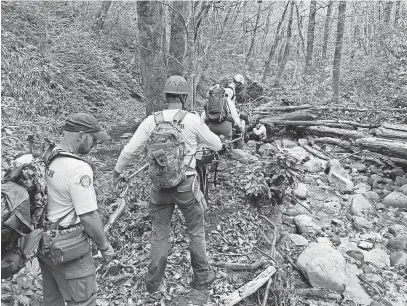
201, 74, 245, 142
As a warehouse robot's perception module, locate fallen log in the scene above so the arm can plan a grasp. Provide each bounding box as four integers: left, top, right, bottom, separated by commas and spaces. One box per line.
316, 106, 407, 112
355, 137, 407, 159
255, 104, 311, 112
104, 198, 127, 233
373, 127, 407, 140
382, 123, 407, 133
259, 110, 317, 122
304, 126, 366, 140
212, 259, 266, 271
259, 119, 377, 129
314, 137, 353, 150
298, 139, 329, 160
223, 266, 277, 306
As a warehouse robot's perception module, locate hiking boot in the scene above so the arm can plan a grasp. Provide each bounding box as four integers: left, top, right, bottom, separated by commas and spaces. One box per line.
190, 269, 216, 289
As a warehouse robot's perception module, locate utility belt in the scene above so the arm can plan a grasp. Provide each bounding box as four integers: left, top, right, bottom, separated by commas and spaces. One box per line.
39, 211, 91, 265
206, 115, 233, 124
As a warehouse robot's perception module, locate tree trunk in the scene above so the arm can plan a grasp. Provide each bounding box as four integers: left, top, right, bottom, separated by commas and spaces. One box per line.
247, 3, 262, 63
304, 0, 317, 74
355, 137, 407, 159
384, 1, 393, 24
137, 1, 166, 115
295, 3, 305, 55
277, 1, 295, 82
262, 1, 290, 83
305, 126, 365, 140
95, 1, 112, 30
394, 1, 401, 25
332, 1, 347, 101
168, 1, 187, 76
322, 1, 333, 60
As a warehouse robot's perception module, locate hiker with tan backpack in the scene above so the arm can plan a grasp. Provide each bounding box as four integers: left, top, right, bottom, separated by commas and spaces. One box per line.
112, 75, 222, 294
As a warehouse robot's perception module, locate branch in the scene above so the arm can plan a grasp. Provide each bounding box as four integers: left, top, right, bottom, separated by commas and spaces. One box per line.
139, 45, 188, 70
156, 0, 188, 39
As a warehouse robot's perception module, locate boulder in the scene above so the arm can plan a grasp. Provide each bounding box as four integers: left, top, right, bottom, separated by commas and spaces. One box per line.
350, 194, 374, 217
303, 157, 325, 173
362, 191, 380, 204
294, 215, 322, 235
386, 235, 407, 252
327, 159, 354, 193
353, 216, 374, 231
400, 184, 407, 195
294, 183, 307, 199
382, 191, 407, 209
388, 224, 407, 237
395, 176, 407, 186
285, 146, 309, 162
286, 203, 311, 216
358, 241, 374, 250
361, 247, 390, 269
287, 234, 309, 247
390, 168, 405, 179
350, 163, 367, 172
347, 250, 364, 261
390, 251, 407, 267
296, 242, 347, 292
354, 183, 372, 194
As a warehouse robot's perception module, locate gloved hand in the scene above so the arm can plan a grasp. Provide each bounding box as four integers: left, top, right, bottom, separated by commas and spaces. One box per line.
111, 170, 125, 194
100, 242, 115, 263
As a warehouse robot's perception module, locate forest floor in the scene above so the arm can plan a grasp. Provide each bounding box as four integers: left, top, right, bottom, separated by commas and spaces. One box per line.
2, 99, 407, 306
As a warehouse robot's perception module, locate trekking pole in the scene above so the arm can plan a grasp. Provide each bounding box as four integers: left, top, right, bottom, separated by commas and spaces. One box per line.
115, 163, 149, 198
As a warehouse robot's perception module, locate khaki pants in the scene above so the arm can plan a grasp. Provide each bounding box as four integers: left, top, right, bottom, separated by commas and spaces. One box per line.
146, 175, 208, 293
38, 251, 97, 306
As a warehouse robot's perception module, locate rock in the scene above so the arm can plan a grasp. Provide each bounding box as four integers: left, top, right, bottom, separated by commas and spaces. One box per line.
347, 250, 364, 261
354, 183, 372, 194
388, 224, 407, 237
343, 263, 372, 305
390, 251, 407, 267
358, 241, 374, 250
370, 301, 381, 306
286, 203, 311, 216
371, 174, 382, 182
324, 201, 342, 214
327, 159, 354, 193
381, 178, 393, 185
296, 242, 347, 292
390, 168, 405, 179
285, 146, 309, 162
287, 234, 309, 247
303, 157, 325, 173
280, 138, 297, 148
308, 186, 329, 201
375, 202, 386, 210
386, 235, 407, 252
294, 183, 307, 199
350, 194, 374, 217
382, 191, 407, 209
400, 184, 407, 195
350, 163, 367, 172
330, 234, 342, 245
353, 216, 374, 231
294, 215, 322, 235
395, 176, 407, 186
362, 191, 380, 204
362, 264, 374, 273
316, 237, 333, 246
361, 247, 390, 269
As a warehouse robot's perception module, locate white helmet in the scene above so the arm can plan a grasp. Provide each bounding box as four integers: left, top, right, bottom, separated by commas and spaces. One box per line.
233, 74, 245, 85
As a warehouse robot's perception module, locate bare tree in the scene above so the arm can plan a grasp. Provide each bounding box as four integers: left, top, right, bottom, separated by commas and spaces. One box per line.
246, 2, 262, 64
322, 1, 333, 60
304, 0, 317, 74
95, 1, 112, 30
168, 1, 187, 76
277, 1, 295, 83
332, 1, 347, 101
137, 1, 166, 115
262, 1, 290, 83
383, 1, 393, 24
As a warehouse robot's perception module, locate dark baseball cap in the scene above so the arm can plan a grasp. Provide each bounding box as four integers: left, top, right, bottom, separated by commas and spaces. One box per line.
64, 113, 110, 141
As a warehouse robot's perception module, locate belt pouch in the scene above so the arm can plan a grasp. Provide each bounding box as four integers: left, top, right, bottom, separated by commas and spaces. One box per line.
49, 229, 90, 265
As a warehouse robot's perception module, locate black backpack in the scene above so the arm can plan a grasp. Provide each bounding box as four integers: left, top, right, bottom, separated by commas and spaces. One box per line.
206, 87, 230, 123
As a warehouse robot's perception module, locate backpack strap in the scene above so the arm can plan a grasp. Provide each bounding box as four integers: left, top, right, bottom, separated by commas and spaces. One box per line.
226, 85, 236, 100
154, 111, 164, 124
45, 148, 87, 167
173, 110, 188, 125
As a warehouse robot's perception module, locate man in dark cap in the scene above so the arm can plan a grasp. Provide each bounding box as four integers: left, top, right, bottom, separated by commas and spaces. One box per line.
38, 113, 114, 306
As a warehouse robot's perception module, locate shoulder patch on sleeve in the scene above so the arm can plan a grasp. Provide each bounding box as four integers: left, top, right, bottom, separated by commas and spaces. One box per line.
80, 175, 92, 188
